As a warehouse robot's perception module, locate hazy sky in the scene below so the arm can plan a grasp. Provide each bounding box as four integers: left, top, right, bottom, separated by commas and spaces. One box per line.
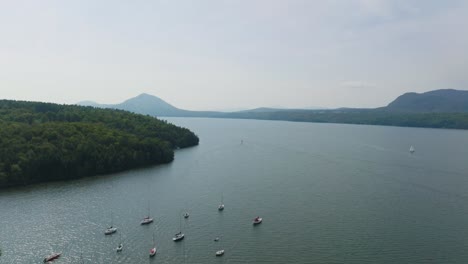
1, 0, 467, 110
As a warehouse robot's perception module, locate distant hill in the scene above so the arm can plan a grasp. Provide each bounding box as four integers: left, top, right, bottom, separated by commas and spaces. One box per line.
78, 94, 325, 117
79, 89, 468, 130
386, 89, 468, 112
78, 93, 221, 117
114, 93, 183, 116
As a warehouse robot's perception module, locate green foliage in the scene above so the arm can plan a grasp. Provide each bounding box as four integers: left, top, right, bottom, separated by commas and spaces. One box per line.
225, 110, 468, 129
0, 100, 198, 187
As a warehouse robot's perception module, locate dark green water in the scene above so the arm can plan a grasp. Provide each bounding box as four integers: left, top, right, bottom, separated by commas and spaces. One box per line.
1, 118, 468, 263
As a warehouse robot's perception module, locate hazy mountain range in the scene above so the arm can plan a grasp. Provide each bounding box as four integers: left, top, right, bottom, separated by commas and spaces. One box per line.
79, 89, 468, 117
78, 93, 328, 117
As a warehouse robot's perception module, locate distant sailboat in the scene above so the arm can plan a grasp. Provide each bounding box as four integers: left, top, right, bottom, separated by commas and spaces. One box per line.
149, 233, 157, 257
173, 213, 185, 242
214, 213, 224, 257
116, 233, 123, 252
215, 222, 224, 257
141, 202, 153, 225
409, 145, 415, 154
43, 253, 61, 263
105, 212, 117, 235
218, 194, 224, 211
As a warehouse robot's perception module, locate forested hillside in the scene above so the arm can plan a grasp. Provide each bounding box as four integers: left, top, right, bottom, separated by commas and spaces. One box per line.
224, 109, 468, 129
0, 100, 199, 187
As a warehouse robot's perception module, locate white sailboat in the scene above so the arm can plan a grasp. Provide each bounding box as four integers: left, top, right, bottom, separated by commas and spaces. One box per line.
105, 212, 117, 235
218, 194, 224, 211
409, 145, 415, 153
173, 213, 185, 242
183, 202, 189, 219
215, 232, 224, 256
215, 213, 225, 257
149, 233, 157, 257
141, 202, 153, 225
116, 233, 123, 252
43, 252, 61, 262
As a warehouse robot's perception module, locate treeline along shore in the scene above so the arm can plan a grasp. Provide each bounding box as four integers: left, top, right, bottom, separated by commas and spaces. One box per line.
223, 109, 468, 130
0, 100, 199, 188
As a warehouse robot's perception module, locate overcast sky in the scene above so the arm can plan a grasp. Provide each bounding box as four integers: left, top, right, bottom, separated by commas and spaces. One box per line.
1, 0, 467, 110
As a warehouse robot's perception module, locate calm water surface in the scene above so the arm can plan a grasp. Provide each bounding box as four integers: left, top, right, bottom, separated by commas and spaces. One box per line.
1, 118, 468, 263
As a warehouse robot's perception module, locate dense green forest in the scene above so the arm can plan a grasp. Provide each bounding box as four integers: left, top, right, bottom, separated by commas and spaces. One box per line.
225, 110, 468, 129
0, 100, 199, 188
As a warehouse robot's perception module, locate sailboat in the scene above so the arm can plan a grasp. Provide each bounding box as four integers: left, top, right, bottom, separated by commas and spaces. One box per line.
43, 252, 61, 262
215, 223, 224, 256
105, 212, 117, 235
218, 194, 224, 211
149, 233, 157, 257
141, 202, 153, 225
105, 226, 117, 235
216, 249, 225, 256
173, 213, 185, 242
116, 233, 123, 252
409, 145, 415, 154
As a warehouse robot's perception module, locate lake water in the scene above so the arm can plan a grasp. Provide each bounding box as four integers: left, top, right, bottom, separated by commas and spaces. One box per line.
1, 118, 468, 263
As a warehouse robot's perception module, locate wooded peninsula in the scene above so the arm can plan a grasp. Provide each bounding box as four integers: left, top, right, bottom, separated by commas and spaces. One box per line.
0, 100, 199, 188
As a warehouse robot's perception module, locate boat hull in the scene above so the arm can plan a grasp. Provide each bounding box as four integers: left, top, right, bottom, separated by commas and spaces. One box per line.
173, 234, 185, 242
253, 218, 263, 225
105, 228, 117, 235
43, 253, 61, 262
141, 218, 153, 225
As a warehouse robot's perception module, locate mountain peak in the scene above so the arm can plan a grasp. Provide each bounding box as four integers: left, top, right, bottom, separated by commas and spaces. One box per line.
135, 93, 158, 99
386, 89, 468, 112
117, 93, 180, 115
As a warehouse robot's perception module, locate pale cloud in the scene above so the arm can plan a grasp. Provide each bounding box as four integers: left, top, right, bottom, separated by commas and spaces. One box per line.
340, 81, 377, 90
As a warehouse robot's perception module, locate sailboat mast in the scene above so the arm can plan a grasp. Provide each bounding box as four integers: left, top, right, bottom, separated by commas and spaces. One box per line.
179, 211, 182, 231
148, 200, 150, 217
80, 249, 84, 264
183, 235, 186, 264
